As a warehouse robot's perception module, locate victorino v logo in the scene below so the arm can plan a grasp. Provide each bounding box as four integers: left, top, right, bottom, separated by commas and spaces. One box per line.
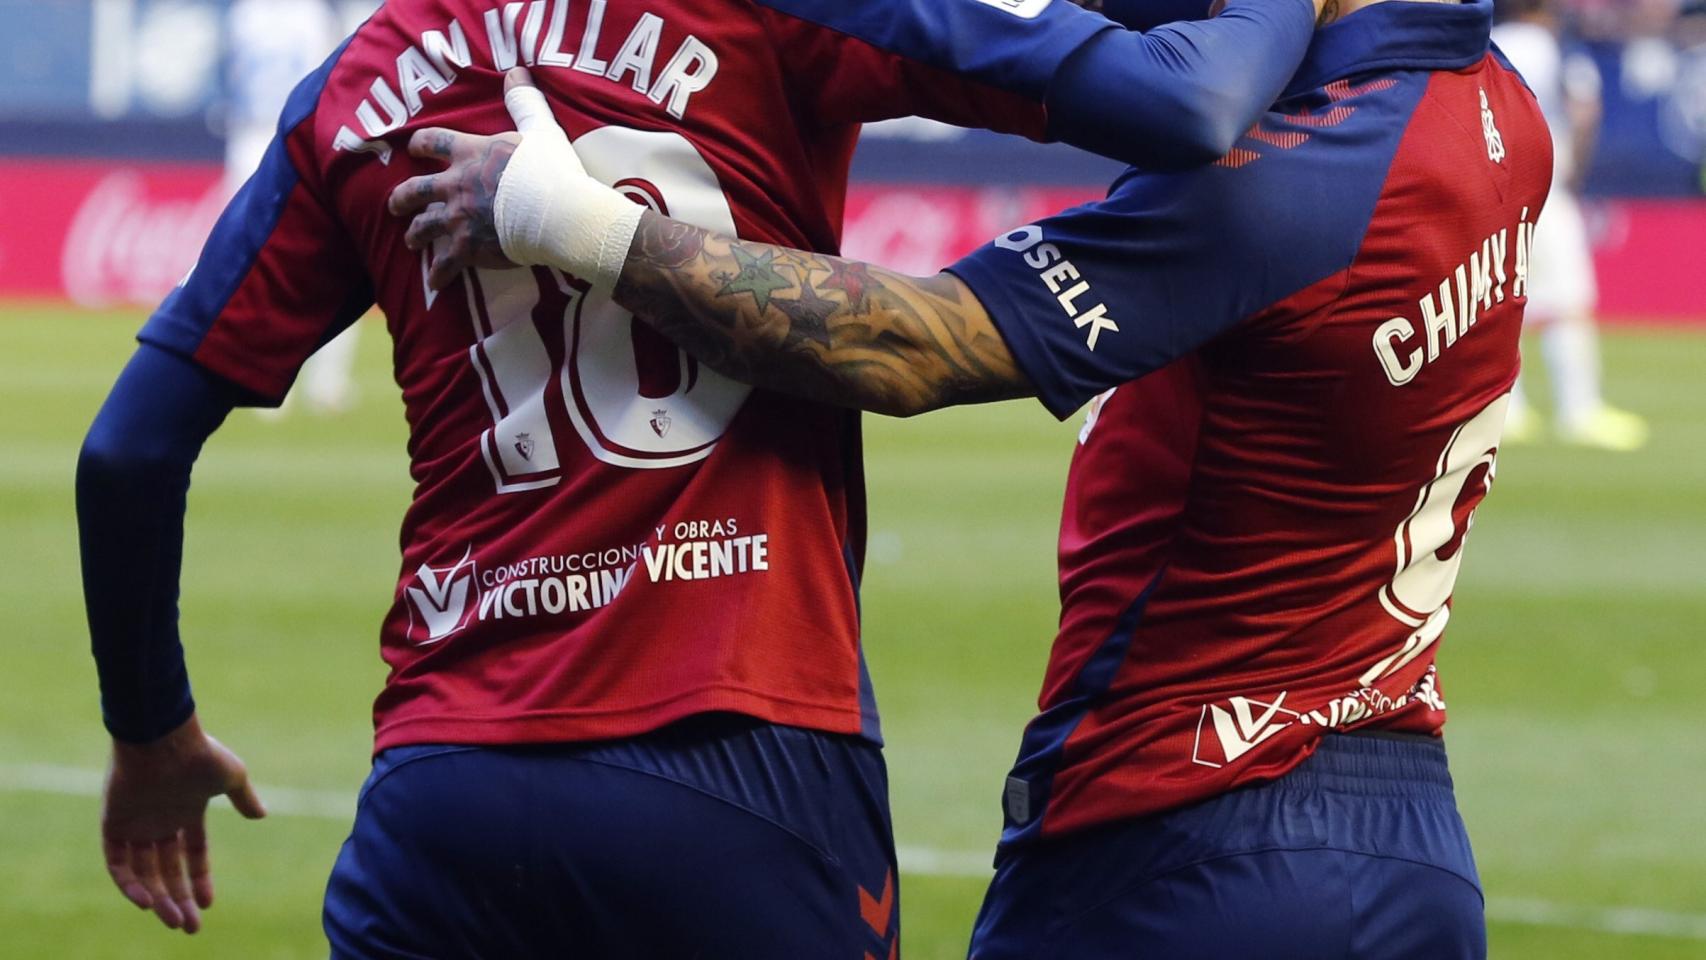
1190, 692, 1300, 769
405, 546, 478, 645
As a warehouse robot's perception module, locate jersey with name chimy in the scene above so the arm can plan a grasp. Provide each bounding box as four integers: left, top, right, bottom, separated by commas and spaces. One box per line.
949, 0, 1551, 840
138, 0, 1154, 751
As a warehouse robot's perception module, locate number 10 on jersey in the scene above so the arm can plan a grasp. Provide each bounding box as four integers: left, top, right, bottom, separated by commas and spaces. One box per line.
458, 127, 750, 491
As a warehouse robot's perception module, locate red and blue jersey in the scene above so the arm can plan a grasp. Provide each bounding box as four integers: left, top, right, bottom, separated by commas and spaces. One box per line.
950, 0, 1553, 840
134, 0, 1315, 752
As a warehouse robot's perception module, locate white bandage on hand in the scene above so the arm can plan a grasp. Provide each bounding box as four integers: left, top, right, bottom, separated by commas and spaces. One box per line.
495, 83, 643, 291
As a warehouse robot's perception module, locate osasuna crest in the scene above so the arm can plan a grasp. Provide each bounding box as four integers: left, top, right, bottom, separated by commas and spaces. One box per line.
1480, 88, 1506, 164
650, 409, 672, 438
514, 433, 535, 461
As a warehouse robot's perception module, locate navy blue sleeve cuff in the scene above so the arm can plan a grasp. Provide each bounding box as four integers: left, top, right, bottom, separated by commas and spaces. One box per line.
946, 257, 1083, 422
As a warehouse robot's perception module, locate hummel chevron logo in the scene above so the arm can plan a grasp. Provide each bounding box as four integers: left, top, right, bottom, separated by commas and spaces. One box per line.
1217, 78, 1400, 169
861, 869, 895, 936
860, 869, 897, 960
1190, 693, 1301, 769
405, 546, 477, 644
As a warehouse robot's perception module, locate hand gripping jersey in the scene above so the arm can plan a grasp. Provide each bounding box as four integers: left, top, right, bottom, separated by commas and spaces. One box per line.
950, 0, 1553, 841
139, 0, 1313, 751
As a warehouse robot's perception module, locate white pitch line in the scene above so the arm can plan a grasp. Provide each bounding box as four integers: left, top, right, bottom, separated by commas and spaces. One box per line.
895, 844, 991, 878
6, 762, 1706, 942
0, 761, 355, 820
1484, 898, 1706, 941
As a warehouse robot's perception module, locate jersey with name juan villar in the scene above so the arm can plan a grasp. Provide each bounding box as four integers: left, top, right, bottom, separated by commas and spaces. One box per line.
949, 0, 1552, 841
137, 0, 1314, 752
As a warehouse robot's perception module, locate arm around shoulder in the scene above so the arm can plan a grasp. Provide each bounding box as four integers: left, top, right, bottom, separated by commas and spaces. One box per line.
614, 211, 1033, 418
1046, 0, 1320, 168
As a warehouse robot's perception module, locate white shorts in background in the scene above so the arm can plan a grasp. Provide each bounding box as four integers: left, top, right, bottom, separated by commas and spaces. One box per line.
1525, 188, 1598, 322
224, 124, 275, 197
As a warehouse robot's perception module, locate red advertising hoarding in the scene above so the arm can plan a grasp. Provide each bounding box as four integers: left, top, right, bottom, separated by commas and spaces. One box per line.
0, 160, 227, 307
2, 160, 1701, 323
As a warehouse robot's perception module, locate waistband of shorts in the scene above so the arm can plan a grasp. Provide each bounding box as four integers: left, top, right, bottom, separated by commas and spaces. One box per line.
1273, 732, 1456, 800
375, 713, 889, 859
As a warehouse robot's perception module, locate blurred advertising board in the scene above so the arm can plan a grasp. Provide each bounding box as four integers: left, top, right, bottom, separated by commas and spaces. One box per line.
0, 159, 224, 307
1, 158, 1701, 323
1, 4, 1702, 318
3, 3, 1705, 191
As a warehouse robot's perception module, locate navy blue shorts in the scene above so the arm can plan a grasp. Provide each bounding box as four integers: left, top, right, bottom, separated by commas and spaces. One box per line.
969, 734, 1485, 960
323, 714, 900, 959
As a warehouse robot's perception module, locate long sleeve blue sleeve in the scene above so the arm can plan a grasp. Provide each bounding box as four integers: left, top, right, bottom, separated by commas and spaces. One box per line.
1045, 0, 1318, 169
77, 344, 239, 743
751, 0, 1316, 171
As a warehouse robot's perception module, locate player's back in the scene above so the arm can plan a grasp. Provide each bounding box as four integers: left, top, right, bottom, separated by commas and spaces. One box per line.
320, 0, 876, 749
159, 0, 1049, 752
970, 5, 1556, 842
167, 0, 1147, 752
156, 0, 1288, 756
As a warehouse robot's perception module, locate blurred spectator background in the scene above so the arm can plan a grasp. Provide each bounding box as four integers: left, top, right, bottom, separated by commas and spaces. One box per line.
3, 0, 1703, 320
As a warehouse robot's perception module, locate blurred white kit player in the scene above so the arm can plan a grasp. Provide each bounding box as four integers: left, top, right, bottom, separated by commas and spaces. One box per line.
226, 0, 374, 415
1493, 4, 1649, 450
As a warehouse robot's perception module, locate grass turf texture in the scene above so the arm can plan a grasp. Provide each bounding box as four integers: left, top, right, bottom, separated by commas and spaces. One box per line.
1, 307, 1703, 958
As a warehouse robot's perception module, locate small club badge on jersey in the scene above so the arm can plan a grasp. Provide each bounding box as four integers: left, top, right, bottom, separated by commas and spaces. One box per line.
1481, 88, 1507, 164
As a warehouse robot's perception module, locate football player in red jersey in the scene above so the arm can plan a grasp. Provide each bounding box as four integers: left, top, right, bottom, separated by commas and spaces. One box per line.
76, 0, 1326, 953
398, 0, 1549, 955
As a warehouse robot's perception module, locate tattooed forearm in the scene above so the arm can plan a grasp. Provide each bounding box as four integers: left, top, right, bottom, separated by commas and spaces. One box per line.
612, 211, 1031, 417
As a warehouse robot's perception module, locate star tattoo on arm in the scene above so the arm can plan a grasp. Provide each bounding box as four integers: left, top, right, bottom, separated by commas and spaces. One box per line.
820, 260, 874, 314
612, 211, 1033, 418
717, 247, 793, 314
771, 274, 837, 347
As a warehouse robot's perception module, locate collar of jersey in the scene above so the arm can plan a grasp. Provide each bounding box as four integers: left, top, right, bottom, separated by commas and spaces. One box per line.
1283, 0, 1494, 98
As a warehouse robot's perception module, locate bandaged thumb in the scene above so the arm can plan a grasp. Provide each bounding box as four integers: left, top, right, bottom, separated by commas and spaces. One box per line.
494, 83, 642, 290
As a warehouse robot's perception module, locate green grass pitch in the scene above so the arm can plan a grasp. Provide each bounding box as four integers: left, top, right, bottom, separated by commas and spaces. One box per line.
1, 306, 1703, 958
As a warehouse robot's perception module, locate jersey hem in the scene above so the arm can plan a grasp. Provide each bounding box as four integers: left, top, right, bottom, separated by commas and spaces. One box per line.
1012, 711, 1447, 846
372, 688, 875, 755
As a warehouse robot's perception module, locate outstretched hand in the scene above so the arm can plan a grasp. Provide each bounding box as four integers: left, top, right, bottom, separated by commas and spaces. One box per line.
390, 67, 643, 292
101, 714, 266, 934
387, 105, 525, 291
